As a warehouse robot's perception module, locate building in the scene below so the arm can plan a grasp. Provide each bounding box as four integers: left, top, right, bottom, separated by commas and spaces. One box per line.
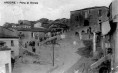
0, 27, 18, 73
70, 6, 109, 28
11, 20, 38, 29
17, 27, 49, 40
34, 22, 43, 28
18, 20, 32, 25
12, 24, 31, 29
0, 26, 19, 57
66, 6, 112, 73
0, 47, 11, 73
15, 27, 51, 53
70, 6, 109, 41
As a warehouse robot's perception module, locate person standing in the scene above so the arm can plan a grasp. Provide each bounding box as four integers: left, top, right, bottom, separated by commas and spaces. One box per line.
31, 41, 35, 53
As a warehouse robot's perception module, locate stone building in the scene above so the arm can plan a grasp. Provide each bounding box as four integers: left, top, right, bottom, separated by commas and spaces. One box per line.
16, 27, 50, 53
70, 6, 109, 28
70, 6, 109, 41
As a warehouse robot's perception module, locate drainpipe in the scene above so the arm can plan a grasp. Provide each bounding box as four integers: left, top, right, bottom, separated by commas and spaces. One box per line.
52, 42, 55, 66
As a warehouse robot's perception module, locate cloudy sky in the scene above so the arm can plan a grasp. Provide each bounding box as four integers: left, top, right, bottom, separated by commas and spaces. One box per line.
0, 0, 112, 25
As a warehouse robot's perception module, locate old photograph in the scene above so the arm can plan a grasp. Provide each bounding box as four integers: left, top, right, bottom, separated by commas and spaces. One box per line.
0, 0, 118, 73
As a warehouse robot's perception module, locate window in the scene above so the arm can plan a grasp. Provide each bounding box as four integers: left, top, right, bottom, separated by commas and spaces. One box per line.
11, 40, 14, 46
81, 30, 85, 35
31, 32, 33, 38
88, 10, 90, 14
84, 20, 89, 26
0, 42, 5, 47
75, 16, 79, 21
5, 63, 9, 73
75, 32, 79, 36
85, 11, 88, 18
98, 10, 102, 17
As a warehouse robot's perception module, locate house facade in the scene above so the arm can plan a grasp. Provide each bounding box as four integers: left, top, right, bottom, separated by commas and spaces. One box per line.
70, 6, 109, 28
0, 38, 19, 56
17, 28, 48, 41
0, 49, 11, 73
12, 24, 31, 28
0, 26, 19, 57
16, 27, 50, 52
70, 6, 109, 40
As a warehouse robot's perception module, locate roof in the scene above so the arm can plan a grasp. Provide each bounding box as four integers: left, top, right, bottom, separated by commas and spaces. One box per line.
49, 23, 69, 28
0, 47, 11, 51
0, 41, 5, 43
0, 34, 19, 38
15, 27, 51, 32
71, 6, 108, 12
0, 26, 14, 32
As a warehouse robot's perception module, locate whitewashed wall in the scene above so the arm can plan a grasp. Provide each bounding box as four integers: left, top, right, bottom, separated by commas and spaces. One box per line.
0, 50, 11, 73
0, 39, 19, 57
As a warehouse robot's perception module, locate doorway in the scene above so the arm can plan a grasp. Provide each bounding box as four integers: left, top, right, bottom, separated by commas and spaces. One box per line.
5, 63, 9, 73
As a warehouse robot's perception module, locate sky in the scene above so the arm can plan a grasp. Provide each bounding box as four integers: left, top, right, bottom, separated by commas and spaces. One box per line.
0, 0, 112, 25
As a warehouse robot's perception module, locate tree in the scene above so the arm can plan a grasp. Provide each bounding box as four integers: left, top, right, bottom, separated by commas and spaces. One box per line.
38, 18, 49, 24
37, 18, 54, 28
49, 18, 70, 32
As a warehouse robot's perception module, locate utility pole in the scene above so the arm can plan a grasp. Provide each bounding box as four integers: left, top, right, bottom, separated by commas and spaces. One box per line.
51, 36, 56, 66
52, 42, 55, 66
51, 34, 65, 66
